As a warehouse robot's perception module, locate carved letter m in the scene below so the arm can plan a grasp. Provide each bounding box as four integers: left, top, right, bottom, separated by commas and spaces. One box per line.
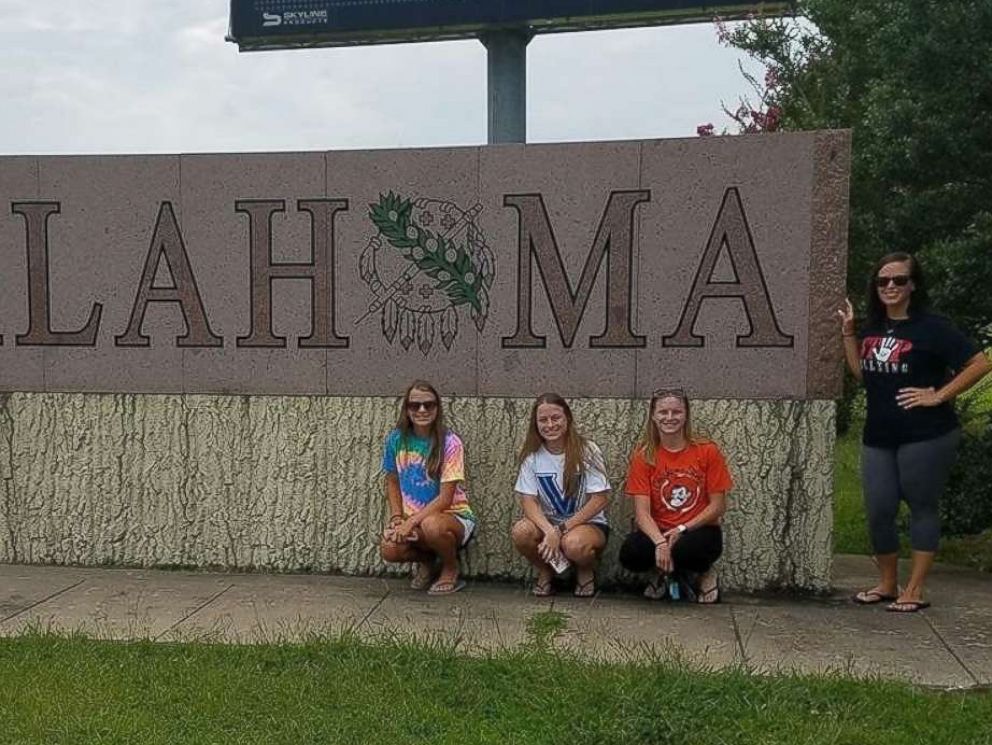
501, 190, 649, 349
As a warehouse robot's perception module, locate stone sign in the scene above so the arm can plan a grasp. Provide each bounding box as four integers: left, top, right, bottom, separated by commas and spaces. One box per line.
0, 132, 849, 398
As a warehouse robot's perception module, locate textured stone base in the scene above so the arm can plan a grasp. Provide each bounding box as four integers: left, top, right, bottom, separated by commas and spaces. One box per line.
0, 393, 834, 591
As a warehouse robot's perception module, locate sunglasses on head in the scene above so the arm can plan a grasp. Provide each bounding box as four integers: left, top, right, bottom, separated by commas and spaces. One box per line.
406, 400, 438, 412
876, 275, 910, 288
652, 387, 686, 399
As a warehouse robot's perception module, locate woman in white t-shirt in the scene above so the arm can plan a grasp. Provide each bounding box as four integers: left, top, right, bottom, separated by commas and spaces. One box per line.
511, 393, 611, 597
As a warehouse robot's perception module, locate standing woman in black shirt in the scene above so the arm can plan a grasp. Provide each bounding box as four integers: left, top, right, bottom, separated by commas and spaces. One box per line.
839, 252, 990, 612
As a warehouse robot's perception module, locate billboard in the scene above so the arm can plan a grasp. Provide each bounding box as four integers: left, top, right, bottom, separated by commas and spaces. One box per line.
227, 0, 793, 51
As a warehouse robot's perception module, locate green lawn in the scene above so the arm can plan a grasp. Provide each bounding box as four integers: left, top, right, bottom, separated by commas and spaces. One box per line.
1, 632, 991, 745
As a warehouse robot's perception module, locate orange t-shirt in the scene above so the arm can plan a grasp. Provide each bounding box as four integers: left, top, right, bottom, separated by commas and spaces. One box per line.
625, 441, 733, 531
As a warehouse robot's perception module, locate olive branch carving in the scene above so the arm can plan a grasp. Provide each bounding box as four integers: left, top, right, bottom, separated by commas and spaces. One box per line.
369, 192, 489, 318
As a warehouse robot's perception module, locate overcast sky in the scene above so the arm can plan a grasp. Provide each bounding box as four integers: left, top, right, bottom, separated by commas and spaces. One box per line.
0, 1, 766, 155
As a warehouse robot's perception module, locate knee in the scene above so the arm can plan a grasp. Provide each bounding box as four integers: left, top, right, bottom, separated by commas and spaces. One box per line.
380, 539, 406, 564
561, 533, 600, 564
419, 514, 451, 543
511, 518, 541, 548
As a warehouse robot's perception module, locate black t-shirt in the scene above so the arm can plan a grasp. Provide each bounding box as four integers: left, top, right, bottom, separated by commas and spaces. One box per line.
859, 312, 978, 447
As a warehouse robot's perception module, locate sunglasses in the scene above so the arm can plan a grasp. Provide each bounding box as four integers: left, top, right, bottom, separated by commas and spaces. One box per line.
876, 275, 910, 288
652, 387, 686, 399
406, 400, 438, 413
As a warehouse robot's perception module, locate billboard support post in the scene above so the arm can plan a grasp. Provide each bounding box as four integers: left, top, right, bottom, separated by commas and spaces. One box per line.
481, 30, 531, 144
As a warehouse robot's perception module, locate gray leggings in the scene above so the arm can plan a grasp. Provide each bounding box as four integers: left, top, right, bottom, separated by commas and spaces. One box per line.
861, 428, 961, 553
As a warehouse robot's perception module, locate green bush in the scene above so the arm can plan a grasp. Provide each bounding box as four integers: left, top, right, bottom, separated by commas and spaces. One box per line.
941, 408, 992, 537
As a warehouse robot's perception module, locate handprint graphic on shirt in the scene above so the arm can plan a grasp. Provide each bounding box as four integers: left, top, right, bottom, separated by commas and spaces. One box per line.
874, 337, 899, 362
862, 336, 913, 366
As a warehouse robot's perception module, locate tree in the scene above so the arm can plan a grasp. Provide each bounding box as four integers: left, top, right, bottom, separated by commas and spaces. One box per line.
710, 0, 992, 348
709, 0, 992, 533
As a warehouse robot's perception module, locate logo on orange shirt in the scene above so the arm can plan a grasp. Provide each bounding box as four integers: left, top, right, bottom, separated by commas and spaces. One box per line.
652, 468, 703, 513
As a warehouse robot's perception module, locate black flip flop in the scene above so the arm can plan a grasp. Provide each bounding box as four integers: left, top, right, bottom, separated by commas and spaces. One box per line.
852, 589, 898, 605
886, 600, 931, 613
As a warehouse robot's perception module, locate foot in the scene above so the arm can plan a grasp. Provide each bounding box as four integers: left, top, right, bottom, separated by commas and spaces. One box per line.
428, 574, 466, 596
696, 570, 720, 604
643, 573, 668, 600
887, 590, 929, 613
410, 561, 435, 591
852, 587, 898, 605
886, 599, 930, 613
532, 569, 555, 597
573, 567, 596, 598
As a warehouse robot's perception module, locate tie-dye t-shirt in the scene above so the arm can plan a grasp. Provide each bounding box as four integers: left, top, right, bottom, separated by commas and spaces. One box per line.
382, 429, 474, 522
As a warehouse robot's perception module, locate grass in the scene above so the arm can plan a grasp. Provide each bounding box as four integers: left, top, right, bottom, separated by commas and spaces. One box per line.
832, 424, 870, 555
833, 379, 992, 569
524, 610, 568, 647
1, 632, 991, 745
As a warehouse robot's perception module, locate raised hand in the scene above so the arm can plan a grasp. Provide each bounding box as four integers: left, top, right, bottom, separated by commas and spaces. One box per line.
837, 299, 855, 335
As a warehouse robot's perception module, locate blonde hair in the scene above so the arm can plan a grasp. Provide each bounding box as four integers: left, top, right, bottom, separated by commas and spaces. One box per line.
636, 389, 708, 466
517, 393, 602, 498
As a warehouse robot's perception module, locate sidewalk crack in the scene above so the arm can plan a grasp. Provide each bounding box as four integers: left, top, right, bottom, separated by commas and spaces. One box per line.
154, 583, 234, 641
922, 613, 981, 687
349, 584, 391, 633
729, 606, 749, 666
0, 579, 86, 624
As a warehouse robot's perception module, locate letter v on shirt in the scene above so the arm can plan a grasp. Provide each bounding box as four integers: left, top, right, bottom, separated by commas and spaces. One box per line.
514, 444, 610, 526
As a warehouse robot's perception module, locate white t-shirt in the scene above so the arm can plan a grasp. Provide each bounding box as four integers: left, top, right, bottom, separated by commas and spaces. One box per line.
514, 442, 610, 526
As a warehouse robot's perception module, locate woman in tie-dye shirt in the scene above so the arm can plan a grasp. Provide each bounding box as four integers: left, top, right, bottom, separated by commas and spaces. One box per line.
379, 380, 475, 595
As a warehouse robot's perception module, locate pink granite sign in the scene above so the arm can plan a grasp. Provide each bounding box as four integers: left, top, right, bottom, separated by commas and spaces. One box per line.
0, 132, 849, 398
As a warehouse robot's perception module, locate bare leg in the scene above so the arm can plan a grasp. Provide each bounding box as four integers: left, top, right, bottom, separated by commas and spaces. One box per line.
511, 518, 554, 595
561, 524, 606, 597
380, 536, 434, 565
891, 550, 934, 608
416, 514, 464, 592
875, 552, 900, 595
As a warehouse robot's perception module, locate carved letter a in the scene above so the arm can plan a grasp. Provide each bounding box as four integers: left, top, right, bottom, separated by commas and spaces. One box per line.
116, 202, 222, 348
663, 188, 794, 348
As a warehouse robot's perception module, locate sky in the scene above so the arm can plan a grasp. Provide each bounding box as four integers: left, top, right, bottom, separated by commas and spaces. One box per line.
0, 1, 767, 155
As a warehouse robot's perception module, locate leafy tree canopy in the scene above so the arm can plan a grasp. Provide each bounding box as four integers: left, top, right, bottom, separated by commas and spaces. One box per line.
718, 0, 992, 345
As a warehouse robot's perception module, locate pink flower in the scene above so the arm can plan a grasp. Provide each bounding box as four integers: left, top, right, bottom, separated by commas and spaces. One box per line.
714, 15, 730, 43
765, 67, 781, 89
696, 123, 715, 137
765, 105, 782, 131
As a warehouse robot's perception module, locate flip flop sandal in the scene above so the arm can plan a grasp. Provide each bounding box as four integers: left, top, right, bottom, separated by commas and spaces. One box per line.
696, 572, 720, 605
410, 564, 435, 591
852, 589, 898, 605
573, 579, 596, 598
532, 578, 556, 597
643, 576, 668, 601
886, 600, 931, 613
696, 577, 721, 605
427, 578, 467, 596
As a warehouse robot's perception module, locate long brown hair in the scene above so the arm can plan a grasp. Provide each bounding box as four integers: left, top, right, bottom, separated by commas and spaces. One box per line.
517, 393, 601, 498
865, 251, 929, 327
636, 389, 705, 466
396, 380, 446, 480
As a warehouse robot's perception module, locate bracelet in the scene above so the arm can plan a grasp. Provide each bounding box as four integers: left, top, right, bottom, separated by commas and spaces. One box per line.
388, 515, 403, 526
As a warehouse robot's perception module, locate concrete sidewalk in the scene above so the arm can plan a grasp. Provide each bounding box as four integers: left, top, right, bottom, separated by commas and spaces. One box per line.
1, 556, 989, 690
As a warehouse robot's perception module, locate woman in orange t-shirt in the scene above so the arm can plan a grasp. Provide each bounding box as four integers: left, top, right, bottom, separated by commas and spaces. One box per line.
619, 388, 732, 603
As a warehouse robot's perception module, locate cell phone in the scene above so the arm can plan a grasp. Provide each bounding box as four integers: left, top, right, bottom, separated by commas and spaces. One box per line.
548, 553, 571, 574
